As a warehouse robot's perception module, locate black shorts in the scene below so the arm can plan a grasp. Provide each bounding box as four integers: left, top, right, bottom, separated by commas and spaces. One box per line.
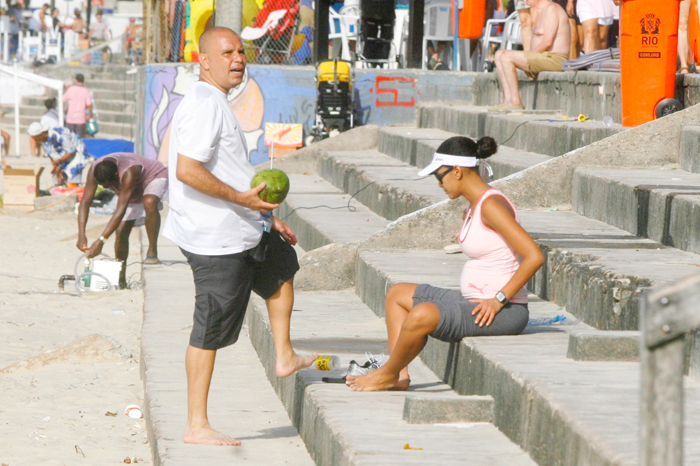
181, 231, 299, 350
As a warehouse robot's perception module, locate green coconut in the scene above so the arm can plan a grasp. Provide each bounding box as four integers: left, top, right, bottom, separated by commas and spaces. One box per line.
251, 169, 290, 204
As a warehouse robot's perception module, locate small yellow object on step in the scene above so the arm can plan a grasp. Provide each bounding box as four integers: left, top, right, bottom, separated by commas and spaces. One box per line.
577, 114, 590, 122
404, 443, 423, 450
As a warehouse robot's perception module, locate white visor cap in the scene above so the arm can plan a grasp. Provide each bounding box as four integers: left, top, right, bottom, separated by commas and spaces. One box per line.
417, 153, 493, 178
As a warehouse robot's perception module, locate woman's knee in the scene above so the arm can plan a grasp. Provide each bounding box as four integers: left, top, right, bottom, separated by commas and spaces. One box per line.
386, 283, 415, 308
403, 303, 440, 332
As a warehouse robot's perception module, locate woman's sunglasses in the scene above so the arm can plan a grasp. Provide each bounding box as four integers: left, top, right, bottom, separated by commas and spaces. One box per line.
434, 166, 454, 183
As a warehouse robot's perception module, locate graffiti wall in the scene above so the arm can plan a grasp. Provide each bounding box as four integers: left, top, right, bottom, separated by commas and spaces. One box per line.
136, 63, 475, 164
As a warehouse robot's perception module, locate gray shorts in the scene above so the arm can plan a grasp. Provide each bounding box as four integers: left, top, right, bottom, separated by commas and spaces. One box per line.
181, 231, 300, 350
414, 284, 529, 342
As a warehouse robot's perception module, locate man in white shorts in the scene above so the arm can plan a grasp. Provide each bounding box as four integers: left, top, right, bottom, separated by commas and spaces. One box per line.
76, 152, 168, 288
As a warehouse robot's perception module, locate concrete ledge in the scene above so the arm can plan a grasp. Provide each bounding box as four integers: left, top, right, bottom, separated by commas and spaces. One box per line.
567, 330, 640, 361
279, 174, 389, 251
33, 193, 78, 212
572, 167, 700, 254
681, 126, 700, 173
318, 150, 444, 220
402, 394, 494, 424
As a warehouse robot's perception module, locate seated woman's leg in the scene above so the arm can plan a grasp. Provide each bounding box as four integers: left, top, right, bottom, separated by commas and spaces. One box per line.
385, 283, 418, 388
347, 302, 440, 392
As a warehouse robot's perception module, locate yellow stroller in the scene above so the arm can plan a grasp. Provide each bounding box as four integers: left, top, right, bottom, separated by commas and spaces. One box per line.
309, 59, 355, 142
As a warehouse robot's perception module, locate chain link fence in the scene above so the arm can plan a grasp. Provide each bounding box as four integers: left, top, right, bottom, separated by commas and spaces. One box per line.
140, 0, 314, 65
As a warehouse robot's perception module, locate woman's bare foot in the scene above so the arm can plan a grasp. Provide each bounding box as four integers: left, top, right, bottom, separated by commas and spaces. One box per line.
346, 366, 401, 392
275, 351, 318, 378
183, 425, 241, 446
391, 378, 411, 391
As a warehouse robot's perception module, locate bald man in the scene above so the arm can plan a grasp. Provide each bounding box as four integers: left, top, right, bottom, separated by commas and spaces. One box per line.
162, 27, 317, 446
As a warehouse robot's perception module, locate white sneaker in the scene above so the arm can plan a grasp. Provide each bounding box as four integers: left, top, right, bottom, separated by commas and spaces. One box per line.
347, 352, 386, 377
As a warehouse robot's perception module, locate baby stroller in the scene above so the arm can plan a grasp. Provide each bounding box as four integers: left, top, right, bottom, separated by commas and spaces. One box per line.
241, 0, 300, 64
356, 0, 397, 67
309, 59, 355, 142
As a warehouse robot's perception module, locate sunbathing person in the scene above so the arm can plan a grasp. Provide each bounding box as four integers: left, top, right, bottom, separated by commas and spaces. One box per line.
347, 136, 545, 391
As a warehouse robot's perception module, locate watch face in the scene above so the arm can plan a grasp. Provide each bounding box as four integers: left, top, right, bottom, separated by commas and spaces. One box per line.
496, 291, 507, 303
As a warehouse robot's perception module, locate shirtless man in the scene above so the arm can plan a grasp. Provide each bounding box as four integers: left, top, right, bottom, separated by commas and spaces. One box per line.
490, 0, 571, 112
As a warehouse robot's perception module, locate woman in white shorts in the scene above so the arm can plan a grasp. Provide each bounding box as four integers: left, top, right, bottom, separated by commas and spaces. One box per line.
577, 0, 615, 53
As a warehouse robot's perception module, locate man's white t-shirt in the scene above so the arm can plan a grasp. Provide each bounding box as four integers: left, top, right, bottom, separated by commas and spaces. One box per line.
163, 81, 263, 256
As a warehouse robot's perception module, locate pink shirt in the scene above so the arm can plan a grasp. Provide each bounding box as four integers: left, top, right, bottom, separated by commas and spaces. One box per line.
62, 84, 92, 125
459, 189, 528, 303
93, 153, 167, 203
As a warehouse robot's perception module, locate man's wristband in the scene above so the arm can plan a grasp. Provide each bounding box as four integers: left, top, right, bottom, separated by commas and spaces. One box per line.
262, 212, 272, 218
99, 235, 107, 242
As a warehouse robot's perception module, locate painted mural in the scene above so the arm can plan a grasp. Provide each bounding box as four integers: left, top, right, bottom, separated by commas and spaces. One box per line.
138, 63, 475, 164
142, 64, 316, 165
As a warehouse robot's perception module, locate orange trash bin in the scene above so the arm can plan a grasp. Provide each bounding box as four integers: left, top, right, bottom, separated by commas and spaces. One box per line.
458, 0, 486, 40
620, 0, 684, 127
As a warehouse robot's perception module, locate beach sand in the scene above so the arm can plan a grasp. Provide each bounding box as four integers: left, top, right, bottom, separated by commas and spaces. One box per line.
0, 209, 151, 465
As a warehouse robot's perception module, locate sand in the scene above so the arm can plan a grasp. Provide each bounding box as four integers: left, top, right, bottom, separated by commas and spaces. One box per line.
0, 208, 151, 465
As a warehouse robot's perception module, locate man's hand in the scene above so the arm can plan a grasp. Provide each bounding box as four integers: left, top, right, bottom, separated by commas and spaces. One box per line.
76, 236, 88, 252
272, 216, 297, 245
87, 239, 104, 258
240, 182, 279, 214
470, 298, 505, 327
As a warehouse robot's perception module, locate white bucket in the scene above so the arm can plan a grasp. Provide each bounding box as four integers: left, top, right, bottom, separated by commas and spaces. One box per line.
89, 258, 123, 291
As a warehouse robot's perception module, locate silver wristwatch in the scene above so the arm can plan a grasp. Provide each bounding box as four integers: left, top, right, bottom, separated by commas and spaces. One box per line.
495, 291, 509, 305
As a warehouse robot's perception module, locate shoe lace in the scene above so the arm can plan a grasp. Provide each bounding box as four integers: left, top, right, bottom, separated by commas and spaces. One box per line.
365, 351, 385, 369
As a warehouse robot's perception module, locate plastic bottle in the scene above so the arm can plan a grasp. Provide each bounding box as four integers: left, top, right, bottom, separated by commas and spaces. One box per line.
314, 355, 340, 371
528, 314, 567, 326
81, 259, 91, 288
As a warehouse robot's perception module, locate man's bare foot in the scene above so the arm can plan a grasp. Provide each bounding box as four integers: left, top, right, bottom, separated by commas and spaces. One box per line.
275, 351, 318, 378
183, 425, 241, 446
144, 255, 160, 265
346, 367, 401, 392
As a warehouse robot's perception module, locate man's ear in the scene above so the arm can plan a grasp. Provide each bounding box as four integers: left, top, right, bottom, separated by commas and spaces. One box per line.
199, 53, 210, 71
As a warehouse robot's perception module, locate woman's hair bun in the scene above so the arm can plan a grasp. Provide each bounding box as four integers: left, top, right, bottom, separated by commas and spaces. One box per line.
476, 136, 497, 159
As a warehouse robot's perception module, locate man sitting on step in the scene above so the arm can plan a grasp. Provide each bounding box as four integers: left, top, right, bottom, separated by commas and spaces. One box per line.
489, 0, 570, 112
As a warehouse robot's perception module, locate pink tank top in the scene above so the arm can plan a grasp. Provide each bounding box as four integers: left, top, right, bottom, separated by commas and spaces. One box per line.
94, 153, 167, 203
459, 189, 528, 303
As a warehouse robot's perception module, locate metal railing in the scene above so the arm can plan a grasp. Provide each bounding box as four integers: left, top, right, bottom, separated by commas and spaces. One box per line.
640, 273, 700, 466
0, 63, 64, 156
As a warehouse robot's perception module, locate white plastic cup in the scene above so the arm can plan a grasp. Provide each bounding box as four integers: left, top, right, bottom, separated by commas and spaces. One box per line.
125, 404, 143, 419
602, 116, 614, 127
314, 355, 340, 371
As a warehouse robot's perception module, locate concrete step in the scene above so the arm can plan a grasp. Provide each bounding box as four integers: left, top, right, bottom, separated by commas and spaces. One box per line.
573, 166, 700, 254
35, 64, 137, 81
418, 104, 625, 157
18, 96, 136, 113
353, 248, 700, 466
92, 88, 136, 101
680, 125, 700, 173
318, 149, 445, 221
520, 210, 700, 330
245, 290, 538, 466
377, 125, 553, 179
278, 174, 390, 251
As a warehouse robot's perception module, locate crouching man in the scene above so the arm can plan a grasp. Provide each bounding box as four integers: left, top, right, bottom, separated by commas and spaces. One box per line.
77, 152, 168, 289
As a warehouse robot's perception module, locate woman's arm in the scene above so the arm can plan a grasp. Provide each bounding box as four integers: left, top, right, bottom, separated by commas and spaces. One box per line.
470, 196, 545, 326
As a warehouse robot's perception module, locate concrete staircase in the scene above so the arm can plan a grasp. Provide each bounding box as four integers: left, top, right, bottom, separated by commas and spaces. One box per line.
240, 103, 700, 465
0, 64, 138, 142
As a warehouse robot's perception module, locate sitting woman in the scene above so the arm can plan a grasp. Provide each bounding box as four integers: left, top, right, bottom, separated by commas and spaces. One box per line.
347, 136, 545, 392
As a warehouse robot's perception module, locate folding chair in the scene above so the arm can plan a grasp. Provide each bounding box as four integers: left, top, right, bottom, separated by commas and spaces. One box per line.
422, 0, 454, 70
479, 11, 520, 71
356, 0, 398, 68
